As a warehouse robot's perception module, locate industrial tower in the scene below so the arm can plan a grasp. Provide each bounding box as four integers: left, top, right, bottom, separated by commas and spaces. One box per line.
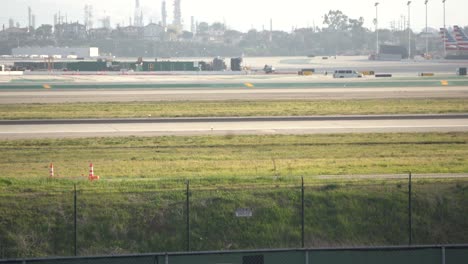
84, 5, 94, 30
134, 0, 144, 27
28, 7, 31, 29
162, 1, 167, 29
173, 0, 182, 28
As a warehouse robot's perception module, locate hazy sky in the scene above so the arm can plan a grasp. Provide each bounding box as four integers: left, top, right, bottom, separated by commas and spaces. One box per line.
2, 0, 467, 32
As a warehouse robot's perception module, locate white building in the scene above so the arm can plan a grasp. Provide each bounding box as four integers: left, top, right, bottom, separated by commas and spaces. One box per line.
12, 47, 99, 58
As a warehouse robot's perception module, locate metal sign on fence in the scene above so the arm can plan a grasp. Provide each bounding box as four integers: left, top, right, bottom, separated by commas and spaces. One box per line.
235, 208, 253, 217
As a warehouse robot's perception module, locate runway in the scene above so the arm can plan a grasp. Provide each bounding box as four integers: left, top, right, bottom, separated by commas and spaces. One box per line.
1, 115, 467, 139
1, 86, 467, 104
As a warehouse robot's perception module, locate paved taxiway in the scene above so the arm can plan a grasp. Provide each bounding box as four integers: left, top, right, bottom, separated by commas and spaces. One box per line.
1, 86, 467, 104
1, 115, 467, 139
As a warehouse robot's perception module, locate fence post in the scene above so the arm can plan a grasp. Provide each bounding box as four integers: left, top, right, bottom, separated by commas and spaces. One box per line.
408, 172, 412, 246
186, 180, 190, 252
74, 184, 77, 256
301, 177, 305, 248
441, 246, 446, 264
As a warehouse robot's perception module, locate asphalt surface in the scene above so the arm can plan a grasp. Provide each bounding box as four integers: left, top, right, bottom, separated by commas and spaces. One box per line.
1, 114, 467, 125
1, 86, 467, 104
1, 114, 467, 139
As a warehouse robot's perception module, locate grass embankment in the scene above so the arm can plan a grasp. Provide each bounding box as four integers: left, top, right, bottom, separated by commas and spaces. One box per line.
1, 180, 467, 257
1, 99, 467, 119
0, 133, 467, 257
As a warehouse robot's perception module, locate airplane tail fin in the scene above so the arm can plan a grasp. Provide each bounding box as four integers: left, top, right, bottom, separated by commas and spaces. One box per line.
440, 28, 459, 50
453, 25, 468, 50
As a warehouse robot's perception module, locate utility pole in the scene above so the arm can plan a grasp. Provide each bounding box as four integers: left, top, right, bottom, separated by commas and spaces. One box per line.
375, 2, 380, 54
408, 1, 412, 59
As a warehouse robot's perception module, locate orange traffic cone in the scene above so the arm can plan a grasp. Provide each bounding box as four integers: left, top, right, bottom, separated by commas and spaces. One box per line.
88, 163, 100, 181
49, 163, 54, 178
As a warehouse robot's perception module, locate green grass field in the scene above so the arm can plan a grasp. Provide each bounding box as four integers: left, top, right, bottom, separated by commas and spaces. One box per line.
0, 133, 467, 184
1, 99, 467, 119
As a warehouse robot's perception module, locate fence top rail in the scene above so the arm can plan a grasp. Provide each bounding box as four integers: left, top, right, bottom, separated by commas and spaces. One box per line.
2, 244, 468, 263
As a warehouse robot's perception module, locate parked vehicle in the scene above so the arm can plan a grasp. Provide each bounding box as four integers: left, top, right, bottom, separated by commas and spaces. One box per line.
333, 70, 363, 78
263, 65, 275, 74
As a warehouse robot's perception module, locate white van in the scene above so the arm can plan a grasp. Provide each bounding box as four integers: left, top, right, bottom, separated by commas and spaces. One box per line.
333, 70, 363, 78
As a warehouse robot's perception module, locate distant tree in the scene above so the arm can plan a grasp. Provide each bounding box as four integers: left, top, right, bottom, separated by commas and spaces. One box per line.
35, 24, 53, 40
210, 22, 226, 31
224, 29, 242, 38
197, 22, 209, 34
323, 10, 349, 31
349, 17, 366, 50
181, 30, 193, 40
224, 29, 243, 45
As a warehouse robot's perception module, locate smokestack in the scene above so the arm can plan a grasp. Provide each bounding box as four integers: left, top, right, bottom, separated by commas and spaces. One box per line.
269, 18, 273, 42
9, 18, 14, 28
162, 1, 167, 29
89, 5, 94, 29
173, 0, 181, 28
28, 7, 32, 29
191, 16, 195, 33
32, 15, 36, 29
134, 0, 143, 27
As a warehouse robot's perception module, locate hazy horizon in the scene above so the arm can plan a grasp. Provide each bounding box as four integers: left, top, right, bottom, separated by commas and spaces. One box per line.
2, 0, 468, 32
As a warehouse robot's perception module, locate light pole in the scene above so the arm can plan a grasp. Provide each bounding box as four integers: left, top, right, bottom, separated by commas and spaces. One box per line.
443, 0, 447, 58
407, 1, 412, 59
375, 2, 379, 54
425, 0, 429, 57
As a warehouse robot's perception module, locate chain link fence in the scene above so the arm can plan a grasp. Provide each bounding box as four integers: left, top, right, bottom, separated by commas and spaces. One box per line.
1, 246, 468, 264
1, 175, 468, 259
